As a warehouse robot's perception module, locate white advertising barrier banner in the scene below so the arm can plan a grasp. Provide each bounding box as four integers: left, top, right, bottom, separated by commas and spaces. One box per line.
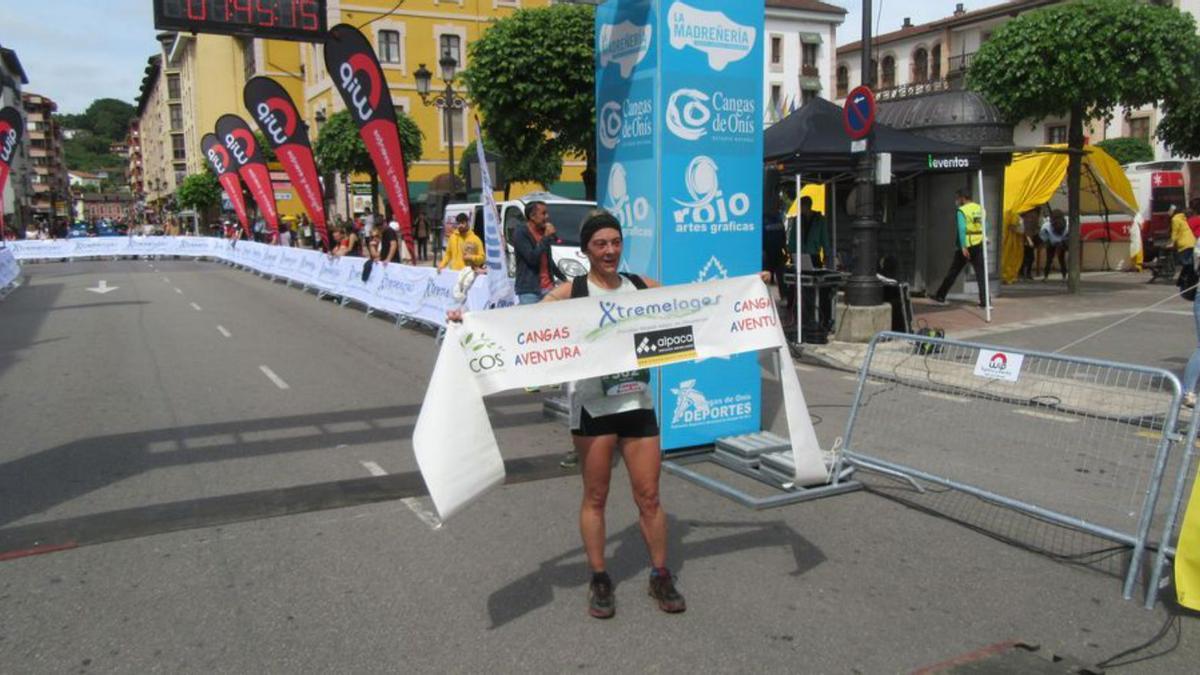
7, 237, 493, 327
412, 274, 825, 520
0, 247, 20, 288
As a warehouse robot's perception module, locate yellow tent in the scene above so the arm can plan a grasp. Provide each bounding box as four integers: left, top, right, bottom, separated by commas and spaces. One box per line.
1000, 145, 1139, 283
786, 183, 826, 217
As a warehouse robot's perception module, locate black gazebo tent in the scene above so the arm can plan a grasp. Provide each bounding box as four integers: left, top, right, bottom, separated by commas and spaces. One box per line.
764, 98, 982, 174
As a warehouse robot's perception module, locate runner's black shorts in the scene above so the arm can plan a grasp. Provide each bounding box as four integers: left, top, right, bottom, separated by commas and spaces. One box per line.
571, 408, 660, 438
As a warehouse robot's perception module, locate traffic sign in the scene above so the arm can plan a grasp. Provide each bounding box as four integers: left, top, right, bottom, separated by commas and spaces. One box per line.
843, 85, 876, 141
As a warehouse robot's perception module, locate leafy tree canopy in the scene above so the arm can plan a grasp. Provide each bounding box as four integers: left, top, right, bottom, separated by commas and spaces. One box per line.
969, 0, 1200, 291
969, 0, 1199, 125
457, 137, 563, 191
176, 171, 221, 213
60, 98, 136, 176
1095, 137, 1154, 166
313, 109, 423, 176
462, 3, 594, 195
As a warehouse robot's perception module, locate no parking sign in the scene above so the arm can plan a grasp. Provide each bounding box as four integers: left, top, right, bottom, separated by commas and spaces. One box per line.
843, 85, 875, 141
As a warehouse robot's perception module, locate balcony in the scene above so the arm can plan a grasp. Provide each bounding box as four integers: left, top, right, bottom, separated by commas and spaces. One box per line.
948, 52, 976, 74
800, 64, 819, 78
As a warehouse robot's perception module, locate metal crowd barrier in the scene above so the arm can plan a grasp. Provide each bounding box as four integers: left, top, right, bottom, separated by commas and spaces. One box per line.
1146, 402, 1200, 608
839, 332, 1185, 605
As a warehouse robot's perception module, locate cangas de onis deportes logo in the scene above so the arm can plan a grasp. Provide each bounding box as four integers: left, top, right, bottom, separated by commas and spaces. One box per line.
670, 378, 753, 427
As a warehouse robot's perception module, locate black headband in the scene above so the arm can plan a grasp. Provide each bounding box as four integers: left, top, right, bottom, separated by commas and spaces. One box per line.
579, 212, 622, 250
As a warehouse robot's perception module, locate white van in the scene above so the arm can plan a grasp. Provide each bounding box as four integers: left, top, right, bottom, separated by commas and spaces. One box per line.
444, 192, 596, 278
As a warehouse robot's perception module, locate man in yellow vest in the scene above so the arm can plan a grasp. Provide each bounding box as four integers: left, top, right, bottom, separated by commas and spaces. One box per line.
932, 189, 989, 308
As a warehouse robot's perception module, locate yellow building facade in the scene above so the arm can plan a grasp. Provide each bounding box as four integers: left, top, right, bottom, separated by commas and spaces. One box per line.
139, 33, 310, 221
300, 0, 587, 218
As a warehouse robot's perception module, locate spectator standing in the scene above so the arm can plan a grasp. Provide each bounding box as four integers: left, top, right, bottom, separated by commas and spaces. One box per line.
1018, 208, 1039, 281
512, 200, 566, 304
415, 212, 431, 262
375, 216, 399, 263
1171, 205, 1196, 270
437, 212, 485, 272
1040, 209, 1069, 281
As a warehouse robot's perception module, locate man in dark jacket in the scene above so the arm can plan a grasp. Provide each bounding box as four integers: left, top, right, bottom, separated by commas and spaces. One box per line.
512, 200, 566, 304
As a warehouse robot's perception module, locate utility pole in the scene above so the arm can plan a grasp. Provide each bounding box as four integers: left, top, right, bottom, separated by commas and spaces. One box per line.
846, 0, 882, 307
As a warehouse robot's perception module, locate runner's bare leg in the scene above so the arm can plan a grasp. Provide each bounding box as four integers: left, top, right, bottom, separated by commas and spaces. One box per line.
621, 435, 667, 569
577, 434, 619, 572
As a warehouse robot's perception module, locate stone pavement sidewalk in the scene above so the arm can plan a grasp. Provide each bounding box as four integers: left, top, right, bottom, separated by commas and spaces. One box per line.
804, 270, 1186, 373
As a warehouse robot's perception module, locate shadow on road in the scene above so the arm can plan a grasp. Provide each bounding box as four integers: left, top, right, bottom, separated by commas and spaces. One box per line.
0, 393, 546, 533
486, 517, 825, 629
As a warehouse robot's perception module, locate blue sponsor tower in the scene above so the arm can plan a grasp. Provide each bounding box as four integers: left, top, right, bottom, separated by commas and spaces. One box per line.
596, 0, 764, 450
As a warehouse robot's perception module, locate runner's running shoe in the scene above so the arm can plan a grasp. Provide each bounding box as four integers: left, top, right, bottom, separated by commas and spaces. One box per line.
648, 569, 686, 613
588, 572, 615, 619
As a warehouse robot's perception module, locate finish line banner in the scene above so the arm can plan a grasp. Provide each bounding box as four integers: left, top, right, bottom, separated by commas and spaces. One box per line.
412, 275, 826, 520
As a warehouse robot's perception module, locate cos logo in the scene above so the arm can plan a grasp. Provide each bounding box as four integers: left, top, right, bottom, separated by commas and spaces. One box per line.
469, 353, 505, 372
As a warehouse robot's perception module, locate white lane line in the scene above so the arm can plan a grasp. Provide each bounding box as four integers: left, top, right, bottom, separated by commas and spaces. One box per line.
361, 461, 387, 477
1013, 408, 1080, 424
359, 461, 441, 528
189, 302, 203, 311
402, 497, 443, 530
216, 325, 232, 338
259, 365, 290, 390
174, 287, 183, 294
162, 277, 170, 283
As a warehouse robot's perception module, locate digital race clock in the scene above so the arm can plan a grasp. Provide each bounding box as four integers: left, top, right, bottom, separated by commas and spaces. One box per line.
153, 0, 327, 42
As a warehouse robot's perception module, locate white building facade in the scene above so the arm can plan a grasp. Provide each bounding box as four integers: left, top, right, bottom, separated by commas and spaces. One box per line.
835, 0, 1200, 161
763, 0, 847, 124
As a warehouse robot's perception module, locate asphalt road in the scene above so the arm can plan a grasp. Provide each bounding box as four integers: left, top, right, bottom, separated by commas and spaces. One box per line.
0, 259, 1195, 673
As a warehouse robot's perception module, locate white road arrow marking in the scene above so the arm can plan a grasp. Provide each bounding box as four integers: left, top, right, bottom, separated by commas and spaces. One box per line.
86, 280, 118, 294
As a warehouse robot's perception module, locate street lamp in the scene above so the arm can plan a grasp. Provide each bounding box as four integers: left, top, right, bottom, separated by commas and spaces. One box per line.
414, 54, 467, 202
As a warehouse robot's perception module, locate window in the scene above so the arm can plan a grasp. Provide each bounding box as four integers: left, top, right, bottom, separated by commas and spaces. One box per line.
770, 35, 783, 67
801, 43, 818, 69
770, 84, 782, 114
174, 165, 187, 186
1129, 116, 1151, 143
931, 44, 942, 80
881, 56, 895, 88
1045, 124, 1067, 144
801, 89, 817, 106
836, 65, 848, 98
169, 104, 182, 132
912, 48, 928, 84
440, 34, 462, 68
167, 74, 181, 100
171, 134, 186, 161
379, 30, 402, 64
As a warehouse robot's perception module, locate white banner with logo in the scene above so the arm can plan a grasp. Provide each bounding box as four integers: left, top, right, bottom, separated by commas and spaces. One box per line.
8, 237, 491, 327
412, 274, 826, 520
0, 246, 20, 288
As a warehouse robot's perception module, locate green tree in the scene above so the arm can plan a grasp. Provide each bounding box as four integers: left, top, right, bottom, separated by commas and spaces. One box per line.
457, 137, 563, 198
1095, 137, 1155, 166
968, 0, 1200, 292
254, 131, 277, 164
462, 3, 595, 198
313, 110, 423, 215
176, 171, 222, 222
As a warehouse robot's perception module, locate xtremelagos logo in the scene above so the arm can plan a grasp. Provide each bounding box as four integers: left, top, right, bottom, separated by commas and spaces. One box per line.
668, 1, 756, 71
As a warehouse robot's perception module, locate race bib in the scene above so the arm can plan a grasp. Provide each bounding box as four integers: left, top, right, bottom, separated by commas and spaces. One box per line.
600, 369, 650, 397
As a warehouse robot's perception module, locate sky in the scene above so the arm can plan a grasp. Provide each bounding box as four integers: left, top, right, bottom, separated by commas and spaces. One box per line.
0, 0, 1011, 115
